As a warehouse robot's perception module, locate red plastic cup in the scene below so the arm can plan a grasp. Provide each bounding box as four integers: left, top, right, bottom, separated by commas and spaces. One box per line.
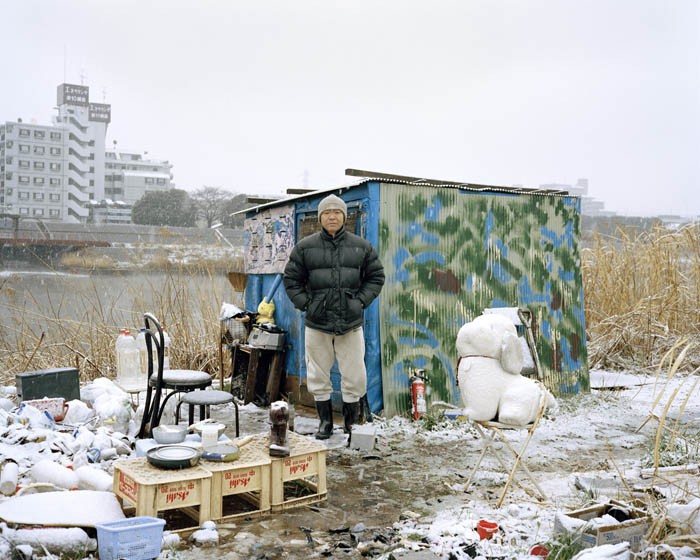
476, 519, 499, 540
530, 545, 549, 557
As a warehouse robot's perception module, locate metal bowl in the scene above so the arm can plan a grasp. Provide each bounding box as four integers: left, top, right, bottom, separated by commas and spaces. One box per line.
152, 424, 188, 444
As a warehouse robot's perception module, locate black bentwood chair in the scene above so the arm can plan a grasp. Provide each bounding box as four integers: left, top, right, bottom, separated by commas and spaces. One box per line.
137, 313, 213, 438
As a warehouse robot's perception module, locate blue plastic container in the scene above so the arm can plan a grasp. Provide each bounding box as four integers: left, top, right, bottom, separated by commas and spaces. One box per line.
95, 516, 166, 560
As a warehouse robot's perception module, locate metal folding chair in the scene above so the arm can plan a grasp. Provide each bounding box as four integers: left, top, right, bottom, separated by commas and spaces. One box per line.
464, 389, 549, 507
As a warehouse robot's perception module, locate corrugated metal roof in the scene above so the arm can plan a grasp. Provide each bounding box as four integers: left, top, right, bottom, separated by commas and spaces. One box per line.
236, 173, 575, 215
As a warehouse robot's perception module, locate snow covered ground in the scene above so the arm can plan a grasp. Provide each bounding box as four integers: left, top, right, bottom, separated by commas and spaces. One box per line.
0, 369, 699, 559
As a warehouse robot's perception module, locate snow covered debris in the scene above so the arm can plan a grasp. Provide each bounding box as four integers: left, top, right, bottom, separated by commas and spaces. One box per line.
2, 525, 97, 555
190, 520, 219, 546
666, 498, 700, 534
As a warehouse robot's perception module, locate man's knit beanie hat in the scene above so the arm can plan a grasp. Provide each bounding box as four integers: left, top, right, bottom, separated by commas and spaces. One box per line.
318, 194, 347, 223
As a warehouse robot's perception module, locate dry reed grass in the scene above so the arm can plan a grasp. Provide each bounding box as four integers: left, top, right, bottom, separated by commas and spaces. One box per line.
583, 224, 700, 373
574, 347, 700, 556
0, 261, 238, 385
3, 223, 700, 385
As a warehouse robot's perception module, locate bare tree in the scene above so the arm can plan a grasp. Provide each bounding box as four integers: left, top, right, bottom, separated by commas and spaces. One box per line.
222, 193, 254, 228
191, 186, 234, 228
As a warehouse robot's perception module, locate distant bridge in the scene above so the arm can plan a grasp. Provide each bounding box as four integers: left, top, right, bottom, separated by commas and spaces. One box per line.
0, 235, 111, 248
0, 214, 243, 251
0, 214, 111, 260
0, 215, 111, 249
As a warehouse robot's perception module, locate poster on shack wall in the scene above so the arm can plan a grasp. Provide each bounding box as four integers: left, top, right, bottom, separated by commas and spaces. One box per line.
244, 206, 295, 274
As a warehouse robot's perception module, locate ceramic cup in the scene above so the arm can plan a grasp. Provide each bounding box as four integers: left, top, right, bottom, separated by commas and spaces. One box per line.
476, 519, 499, 540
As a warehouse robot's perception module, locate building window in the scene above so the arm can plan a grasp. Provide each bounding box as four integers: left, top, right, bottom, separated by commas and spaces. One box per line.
49, 162, 60, 171
18, 191, 29, 200
33, 161, 45, 170
34, 130, 45, 139
5, 188, 12, 196
32, 208, 44, 216
49, 193, 60, 201
33, 146, 45, 155
19, 129, 30, 138
19, 207, 29, 215
145, 177, 154, 184
5, 157, 11, 164
157, 178, 166, 185
49, 209, 60, 217
33, 177, 45, 185
5, 172, 11, 180
19, 160, 29, 169
50, 178, 61, 186
18, 176, 29, 184
19, 144, 29, 153
33, 192, 44, 200
50, 147, 61, 155
50, 131, 62, 141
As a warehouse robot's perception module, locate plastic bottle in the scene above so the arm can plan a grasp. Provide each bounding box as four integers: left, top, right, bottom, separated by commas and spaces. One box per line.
135, 327, 147, 375
162, 328, 171, 370
115, 328, 128, 384
0, 459, 19, 496
118, 329, 140, 388
135, 327, 155, 380
30, 460, 79, 490
75, 465, 113, 492
201, 425, 218, 449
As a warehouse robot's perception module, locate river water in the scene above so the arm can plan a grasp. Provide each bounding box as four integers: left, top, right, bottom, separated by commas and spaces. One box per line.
0, 262, 238, 381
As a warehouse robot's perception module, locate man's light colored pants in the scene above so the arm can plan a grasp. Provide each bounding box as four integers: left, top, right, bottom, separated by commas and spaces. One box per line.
305, 326, 366, 403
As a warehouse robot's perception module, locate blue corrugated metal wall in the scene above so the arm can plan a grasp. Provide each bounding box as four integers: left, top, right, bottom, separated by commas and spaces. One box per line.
244, 183, 384, 412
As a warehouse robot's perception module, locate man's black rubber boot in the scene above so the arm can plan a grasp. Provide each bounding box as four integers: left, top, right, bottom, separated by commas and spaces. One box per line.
342, 401, 360, 434
314, 399, 334, 440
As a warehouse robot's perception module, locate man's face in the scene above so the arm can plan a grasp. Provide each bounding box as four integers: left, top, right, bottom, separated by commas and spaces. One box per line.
320, 209, 344, 236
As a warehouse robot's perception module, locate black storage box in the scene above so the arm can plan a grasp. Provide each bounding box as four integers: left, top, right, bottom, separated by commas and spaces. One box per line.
16, 367, 81, 402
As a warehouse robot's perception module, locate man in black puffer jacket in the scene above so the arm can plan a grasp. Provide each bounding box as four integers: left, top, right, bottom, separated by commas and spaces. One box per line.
283, 194, 385, 441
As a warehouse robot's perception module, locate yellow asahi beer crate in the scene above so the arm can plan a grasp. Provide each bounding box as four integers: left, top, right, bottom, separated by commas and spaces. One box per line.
200, 442, 271, 521
113, 457, 212, 531
248, 431, 328, 512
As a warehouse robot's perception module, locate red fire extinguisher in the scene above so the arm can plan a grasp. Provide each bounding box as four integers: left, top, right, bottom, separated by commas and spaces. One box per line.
410, 368, 428, 420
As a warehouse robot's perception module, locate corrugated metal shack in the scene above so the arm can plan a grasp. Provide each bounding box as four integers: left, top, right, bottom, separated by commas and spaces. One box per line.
241, 170, 588, 417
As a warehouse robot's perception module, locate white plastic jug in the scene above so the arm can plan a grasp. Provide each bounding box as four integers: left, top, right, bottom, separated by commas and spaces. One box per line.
117, 329, 140, 388
201, 425, 218, 449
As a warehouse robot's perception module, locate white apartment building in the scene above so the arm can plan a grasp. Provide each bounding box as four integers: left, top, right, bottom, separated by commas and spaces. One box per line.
539, 178, 616, 217
0, 83, 173, 224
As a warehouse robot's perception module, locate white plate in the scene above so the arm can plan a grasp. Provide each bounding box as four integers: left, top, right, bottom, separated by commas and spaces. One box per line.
152, 446, 198, 460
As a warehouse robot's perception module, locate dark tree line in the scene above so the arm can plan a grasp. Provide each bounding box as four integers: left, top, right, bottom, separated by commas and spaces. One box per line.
131, 187, 252, 228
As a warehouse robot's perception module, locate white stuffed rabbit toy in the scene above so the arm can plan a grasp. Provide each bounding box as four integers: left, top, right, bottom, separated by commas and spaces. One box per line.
456, 313, 556, 425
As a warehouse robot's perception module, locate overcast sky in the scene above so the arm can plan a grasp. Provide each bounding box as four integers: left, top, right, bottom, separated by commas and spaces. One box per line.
3, 1, 699, 217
